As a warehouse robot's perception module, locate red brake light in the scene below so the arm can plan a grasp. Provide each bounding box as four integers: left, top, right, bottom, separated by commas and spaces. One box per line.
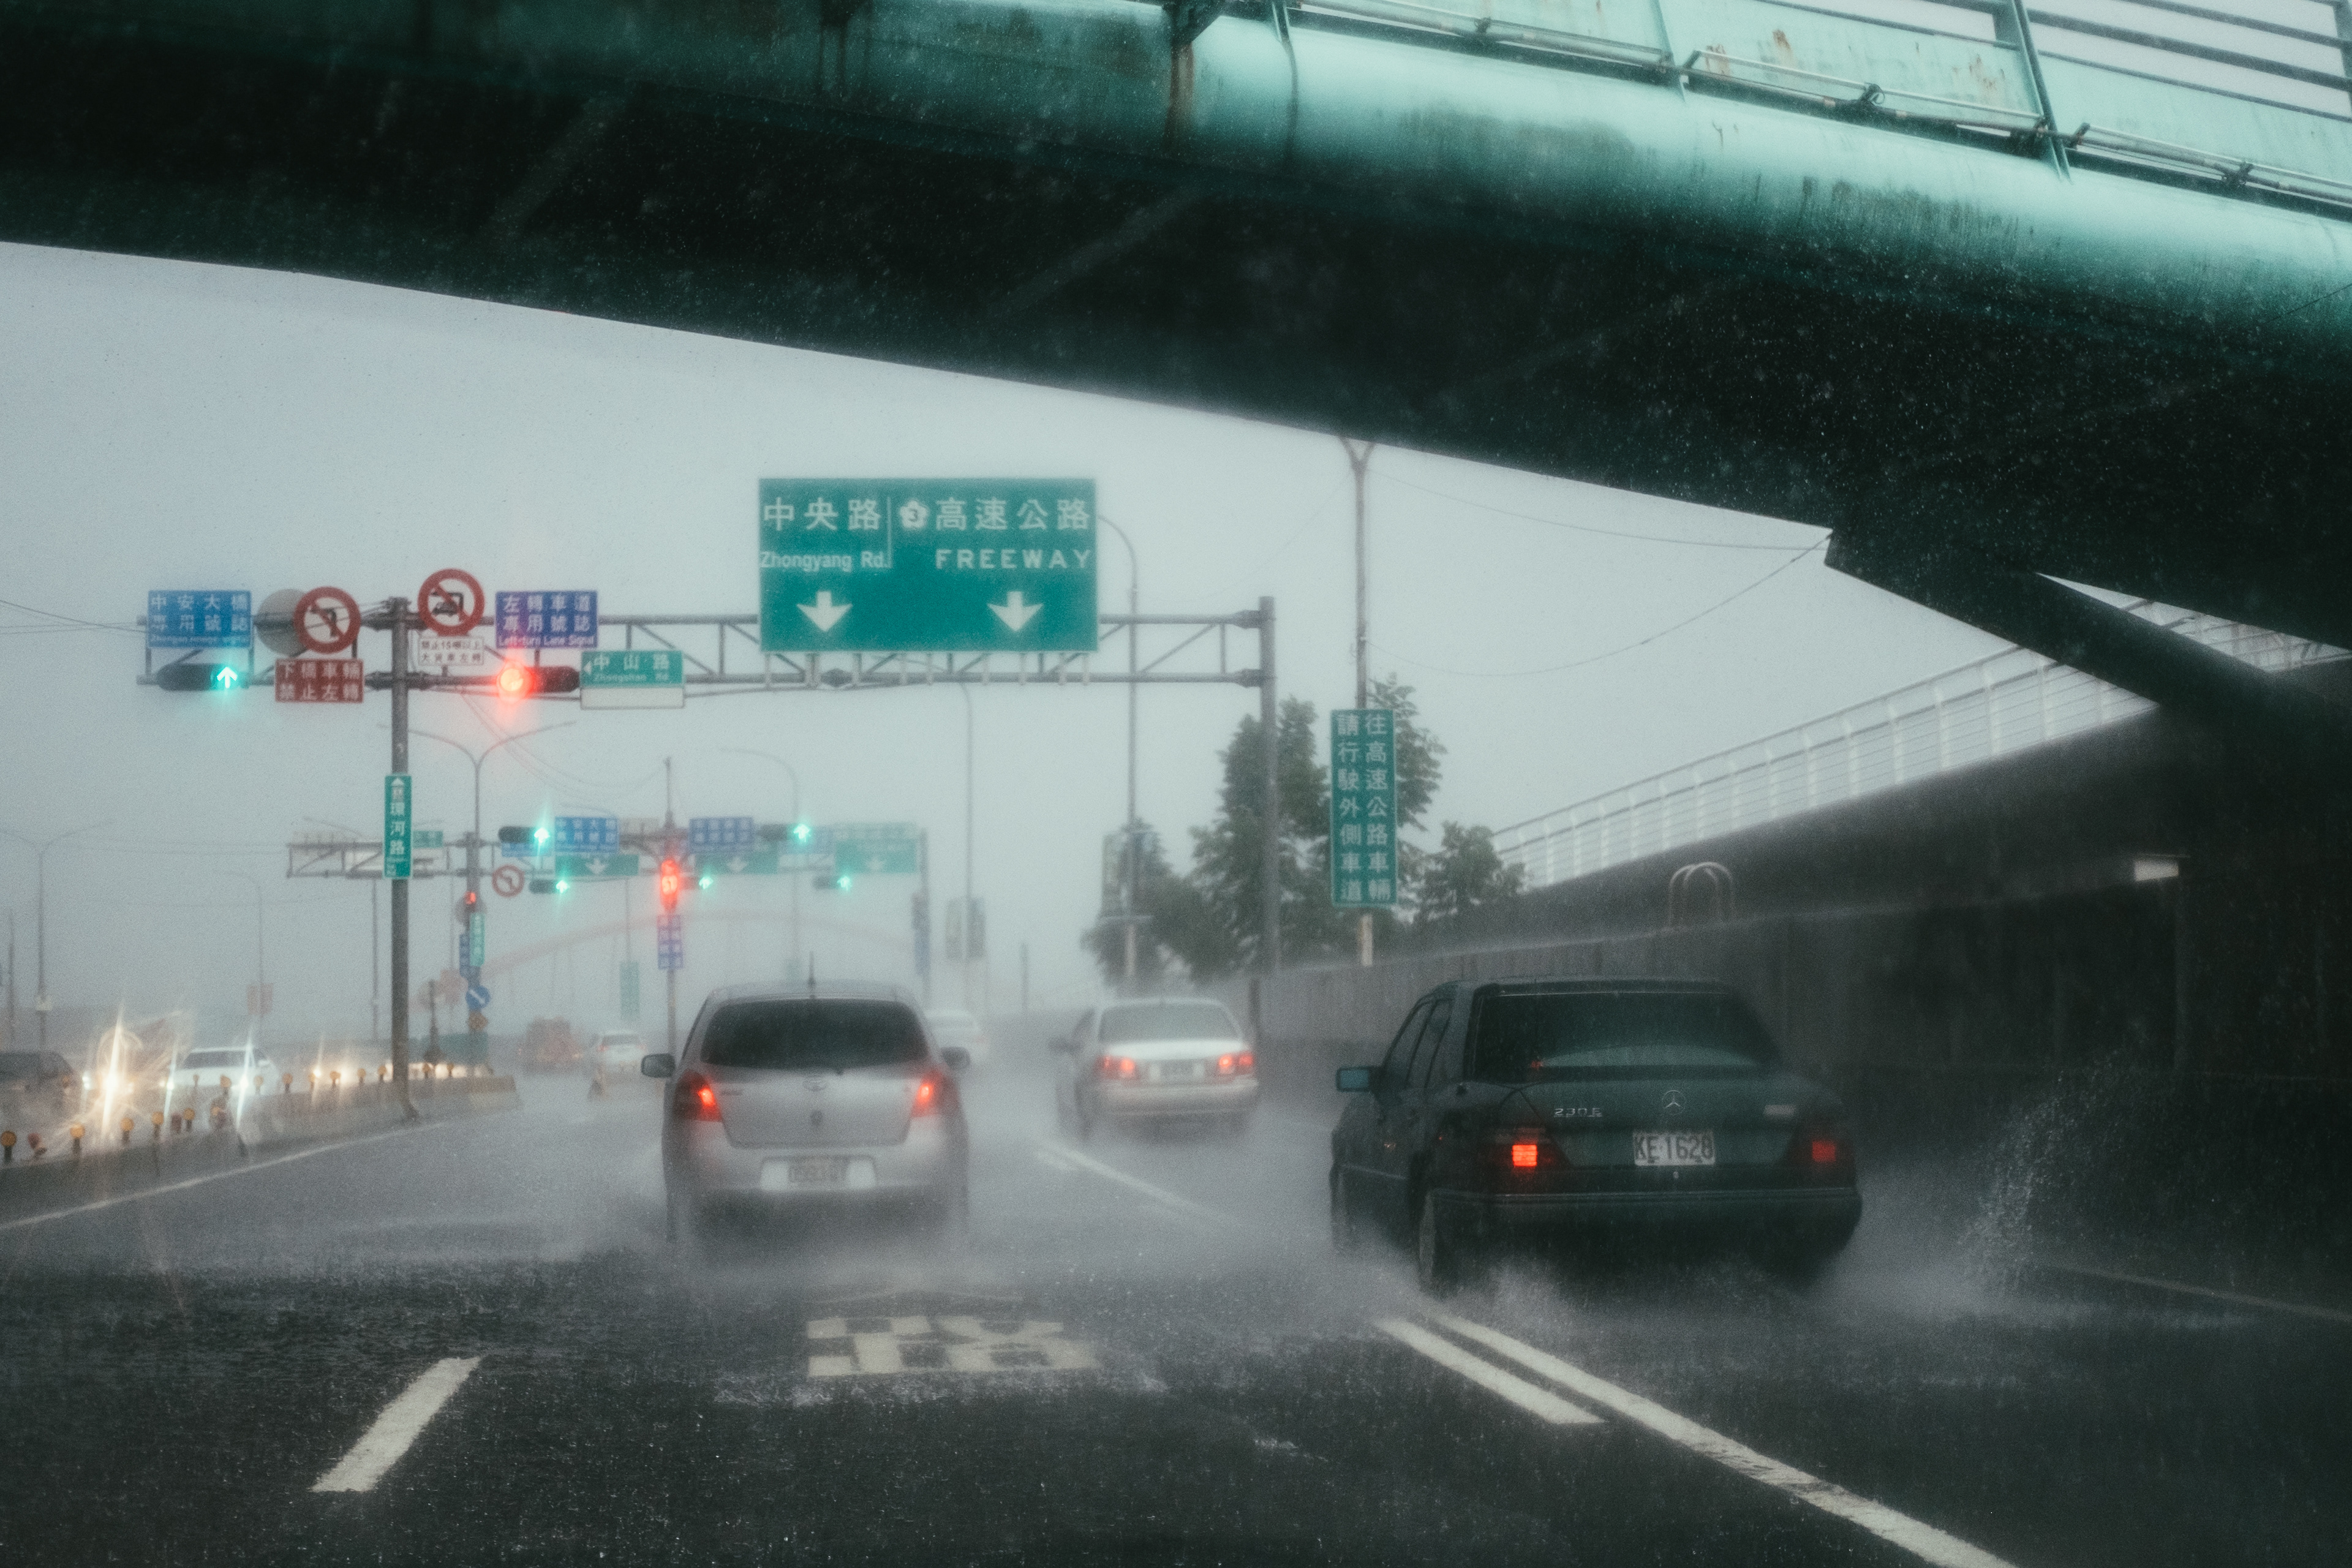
673, 1071, 722, 1121
1238, 1050, 1254, 1075
1096, 1055, 1139, 1080
1811, 1137, 1839, 1164
1511, 1142, 1540, 1169
1215, 1053, 1236, 1076
912, 1072, 947, 1116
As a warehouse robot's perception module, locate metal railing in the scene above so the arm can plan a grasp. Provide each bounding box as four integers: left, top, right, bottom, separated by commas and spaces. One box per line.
1493, 605, 2343, 890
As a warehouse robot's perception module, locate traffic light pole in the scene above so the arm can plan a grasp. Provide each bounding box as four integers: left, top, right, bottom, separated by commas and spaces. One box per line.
385, 598, 418, 1120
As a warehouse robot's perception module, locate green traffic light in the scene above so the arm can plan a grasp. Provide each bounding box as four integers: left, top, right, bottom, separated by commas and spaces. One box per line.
555, 878, 570, 893
835, 874, 853, 891
212, 666, 243, 690
698, 873, 714, 889
532, 825, 551, 846
791, 823, 812, 844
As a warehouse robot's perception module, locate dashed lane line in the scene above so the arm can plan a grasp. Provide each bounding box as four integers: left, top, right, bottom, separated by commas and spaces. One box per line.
1376, 1318, 1602, 1426
312, 1357, 483, 1493
0, 1125, 435, 1234
1035, 1141, 1242, 1230
1429, 1313, 2018, 1568
2034, 1260, 2352, 1326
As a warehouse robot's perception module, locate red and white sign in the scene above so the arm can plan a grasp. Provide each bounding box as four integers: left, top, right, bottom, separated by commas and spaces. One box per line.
293, 586, 362, 654
418, 569, 486, 636
491, 864, 527, 898
415, 633, 493, 671
274, 658, 364, 704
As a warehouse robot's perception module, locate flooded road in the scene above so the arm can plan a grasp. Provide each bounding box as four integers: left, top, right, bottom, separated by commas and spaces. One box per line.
3, 1059, 2346, 1567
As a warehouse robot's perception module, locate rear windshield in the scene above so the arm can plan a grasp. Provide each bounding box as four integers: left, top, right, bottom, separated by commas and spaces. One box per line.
1099, 1001, 1239, 1044
700, 1001, 926, 1071
1468, 990, 1777, 1079
0, 1052, 43, 1081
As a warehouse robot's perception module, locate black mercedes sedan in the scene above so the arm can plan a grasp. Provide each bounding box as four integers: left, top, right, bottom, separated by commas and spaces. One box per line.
1329, 977, 1861, 1291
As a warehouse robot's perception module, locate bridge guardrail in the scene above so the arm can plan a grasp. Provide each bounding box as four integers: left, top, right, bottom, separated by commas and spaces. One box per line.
1494, 605, 2345, 891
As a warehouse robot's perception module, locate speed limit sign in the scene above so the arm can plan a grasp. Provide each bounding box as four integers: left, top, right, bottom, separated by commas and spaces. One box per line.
417, 569, 486, 636
492, 864, 526, 898
293, 586, 362, 655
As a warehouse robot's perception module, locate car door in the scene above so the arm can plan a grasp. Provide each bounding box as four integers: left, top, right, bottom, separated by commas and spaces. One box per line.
1385, 987, 1456, 1210
1365, 994, 1445, 1227
1335, 997, 1429, 1209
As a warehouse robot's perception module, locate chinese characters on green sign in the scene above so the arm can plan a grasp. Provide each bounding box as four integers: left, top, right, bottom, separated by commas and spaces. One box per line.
1329, 709, 1397, 908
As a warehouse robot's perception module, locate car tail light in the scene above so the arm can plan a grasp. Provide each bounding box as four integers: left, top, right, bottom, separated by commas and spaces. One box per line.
912, 1071, 953, 1117
1810, 1137, 1839, 1165
1096, 1055, 1140, 1081
1511, 1142, 1540, 1169
1481, 1126, 1562, 1173
1787, 1125, 1852, 1173
672, 1071, 721, 1121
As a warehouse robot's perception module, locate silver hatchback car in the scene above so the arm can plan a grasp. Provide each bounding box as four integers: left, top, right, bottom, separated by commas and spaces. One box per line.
643, 984, 970, 1240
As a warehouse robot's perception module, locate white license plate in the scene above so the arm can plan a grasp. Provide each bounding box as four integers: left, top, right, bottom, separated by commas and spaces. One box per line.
1631, 1129, 1717, 1167
763, 1156, 850, 1190
1153, 1061, 1200, 1081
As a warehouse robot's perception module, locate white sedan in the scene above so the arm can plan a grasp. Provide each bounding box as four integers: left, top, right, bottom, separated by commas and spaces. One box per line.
1052, 998, 1257, 1139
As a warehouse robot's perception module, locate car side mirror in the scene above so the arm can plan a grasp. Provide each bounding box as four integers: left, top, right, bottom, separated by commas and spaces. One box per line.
640, 1053, 676, 1079
941, 1046, 971, 1072
1335, 1065, 1376, 1093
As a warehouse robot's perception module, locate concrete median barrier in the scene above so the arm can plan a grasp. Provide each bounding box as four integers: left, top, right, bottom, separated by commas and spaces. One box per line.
0, 1074, 520, 1225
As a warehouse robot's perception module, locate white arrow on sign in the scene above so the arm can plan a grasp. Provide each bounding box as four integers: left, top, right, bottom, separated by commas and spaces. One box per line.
990, 591, 1042, 631
800, 591, 851, 631
726, 855, 750, 873
584, 857, 608, 875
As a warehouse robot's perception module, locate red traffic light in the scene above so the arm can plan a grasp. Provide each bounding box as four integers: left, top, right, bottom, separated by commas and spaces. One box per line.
494, 662, 581, 701
658, 858, 682, 912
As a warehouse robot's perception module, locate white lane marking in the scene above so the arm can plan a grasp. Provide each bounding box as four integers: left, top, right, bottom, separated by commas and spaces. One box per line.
2035, 1260, 2352, 1326
1431, 1314, 2015, 1568
1038, 1142, 1241, 1229
1031, 1147, 1076, 1172
311, 1357, 483, 1493
0, 1125, 431, 1235
1377, 1318, 1602, 1426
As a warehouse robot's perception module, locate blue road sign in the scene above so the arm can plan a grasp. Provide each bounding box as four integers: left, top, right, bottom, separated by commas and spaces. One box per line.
688, 816, 757, 854
549, 815, 620, 854
657, 912, 684, 971
464, 983, 491, 1011
146, 590, 252, 650
494, 590, 598, 649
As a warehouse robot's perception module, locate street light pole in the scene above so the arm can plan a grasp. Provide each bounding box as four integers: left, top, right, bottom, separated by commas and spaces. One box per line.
1341, 438, 1376, 969
1099, 516, 1143, 992
959, 684, 976, 1012
2, 822, 106, 1052
225, 872, 266, 1027
719, 748, 804, 983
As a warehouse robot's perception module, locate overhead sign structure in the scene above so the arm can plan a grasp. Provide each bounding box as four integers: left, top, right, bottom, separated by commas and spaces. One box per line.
418, 569, 487, 636
657, 912, 684, 971
688, 816, 757, 855
1329, 709, 1399, 908
274, 658, 364, 704
496, 590, 598, 649
757, 479, 1099, 652
581, 649, 685, 710
384, 773, 415, 880
831, 822, 921, 876
553, 853, 641, 880
147, 590, 252, 650
548, 815, 620, 854
295, 587, 362, 654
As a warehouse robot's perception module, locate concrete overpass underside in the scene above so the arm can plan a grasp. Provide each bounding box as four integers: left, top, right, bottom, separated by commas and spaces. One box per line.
4, 0, 2351, 647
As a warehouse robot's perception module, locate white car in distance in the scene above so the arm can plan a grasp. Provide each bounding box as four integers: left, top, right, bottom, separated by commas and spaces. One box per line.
1054, 998, 1257, 1139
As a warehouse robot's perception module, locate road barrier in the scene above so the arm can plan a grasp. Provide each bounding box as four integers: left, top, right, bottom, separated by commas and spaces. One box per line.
0, 1074, 520, 1225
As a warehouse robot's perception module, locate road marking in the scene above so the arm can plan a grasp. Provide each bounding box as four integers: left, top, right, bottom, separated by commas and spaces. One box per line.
806, 1314, 1098, 1376
1031, 1147, 1076, 1172
1036, 1142, 1239, 1229
2034, 1260, 2352, 1326
311, 1357, 483, 1493
1430, 1314, 2015, 1568
0, 1125, 429, 1235
1377, 1318, 1601, 1426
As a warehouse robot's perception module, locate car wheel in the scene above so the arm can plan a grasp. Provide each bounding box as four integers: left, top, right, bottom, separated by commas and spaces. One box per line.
1415, 1188, 1470, 1295
1330, 1168, 1363, 1253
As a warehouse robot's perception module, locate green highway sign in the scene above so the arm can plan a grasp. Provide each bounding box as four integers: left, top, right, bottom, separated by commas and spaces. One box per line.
1329, 709, 1398, 908
553, 853, 641, 880
758, 480, 1099, 652
831, 822, 921, 876
415, 829, 445, 850
695, 848, 779, 876
581, 649, 685, 710
384, 774, 413, 881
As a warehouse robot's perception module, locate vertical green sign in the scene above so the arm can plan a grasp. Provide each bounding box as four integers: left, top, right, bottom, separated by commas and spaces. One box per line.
384, 773, 414, 880
1329, 709, 1397, 907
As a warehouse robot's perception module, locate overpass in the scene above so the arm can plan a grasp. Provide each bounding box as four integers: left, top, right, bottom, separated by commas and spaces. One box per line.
5, 0, 2351, 679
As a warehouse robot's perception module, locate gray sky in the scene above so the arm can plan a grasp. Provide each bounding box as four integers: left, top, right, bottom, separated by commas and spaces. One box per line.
0, 241, 2001, 1040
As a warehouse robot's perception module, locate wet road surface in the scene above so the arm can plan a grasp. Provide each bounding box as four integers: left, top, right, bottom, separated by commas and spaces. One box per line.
2, 1059, 2346, 1566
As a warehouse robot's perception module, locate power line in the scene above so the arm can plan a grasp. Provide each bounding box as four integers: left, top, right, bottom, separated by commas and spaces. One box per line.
1376, 472, 1820, 551
1370, 541, 1823, 679
0, 595, 144, 633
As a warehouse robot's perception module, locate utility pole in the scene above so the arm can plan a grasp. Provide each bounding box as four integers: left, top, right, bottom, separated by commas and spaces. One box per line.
371, 881, 380, 1045
385, 597, 417, 1119
664, 756, 679, 1054
720, 748, 804, 983
960, 685, 976, 1012
917, 830, 932, 1006
1099, 518, 1144, 993
1259, 595, 1280, 976
5, 910, 15, 1046
1342, 437, 1376, 969
3, 822, 105, 1054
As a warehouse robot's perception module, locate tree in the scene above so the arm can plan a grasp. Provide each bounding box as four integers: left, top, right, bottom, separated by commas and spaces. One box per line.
1413, 822, 1528, 926
1081, 824, 1180, 992
1177, 697, 1341, 977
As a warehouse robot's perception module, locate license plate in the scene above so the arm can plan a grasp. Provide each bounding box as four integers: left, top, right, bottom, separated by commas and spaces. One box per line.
1631, 1129, 1716, 1167
763, 1156, 849, 1190
1153, 1061, 1200, 1081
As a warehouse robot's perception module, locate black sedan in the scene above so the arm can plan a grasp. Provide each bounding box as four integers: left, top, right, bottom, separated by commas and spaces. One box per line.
1329, 977, 1861, 1291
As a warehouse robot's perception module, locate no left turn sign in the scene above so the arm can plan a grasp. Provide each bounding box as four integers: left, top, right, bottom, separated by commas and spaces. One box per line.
418, 569, 486, 636
492, 864, 526, 898
293, 586, 362, 655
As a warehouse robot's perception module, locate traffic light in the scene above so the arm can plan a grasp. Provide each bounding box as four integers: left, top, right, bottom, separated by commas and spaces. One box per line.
494, 662, 581, 701
532, 824, 551, 850
462, 889, 479, 911
528, 877, 556, 894
791, 822, 813, 845
155, 663, 246, 692
658, 858, 682, 913
812, 870, 852, 892
497, 826, 530, 846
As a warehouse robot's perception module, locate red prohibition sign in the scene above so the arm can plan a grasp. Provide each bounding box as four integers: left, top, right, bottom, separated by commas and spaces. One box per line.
492, 864, 527, 899
293, 586, 363, 655
417, 568, 486, 636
